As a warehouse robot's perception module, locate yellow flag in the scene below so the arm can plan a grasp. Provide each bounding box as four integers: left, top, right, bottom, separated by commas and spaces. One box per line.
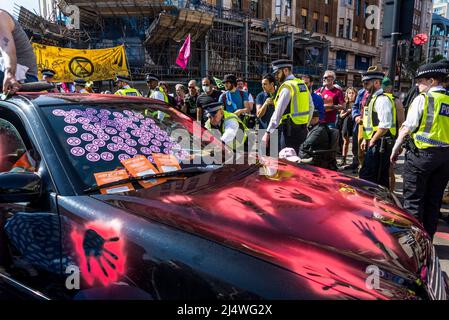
32, 43, 129, 82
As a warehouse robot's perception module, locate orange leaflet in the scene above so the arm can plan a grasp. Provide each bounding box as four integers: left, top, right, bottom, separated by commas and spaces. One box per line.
94, 169, 135, 194
152, 153, 181, 173
121, 155, 166, 188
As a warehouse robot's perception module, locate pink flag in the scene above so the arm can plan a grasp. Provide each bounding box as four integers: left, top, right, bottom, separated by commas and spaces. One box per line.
176, 34, 191, 70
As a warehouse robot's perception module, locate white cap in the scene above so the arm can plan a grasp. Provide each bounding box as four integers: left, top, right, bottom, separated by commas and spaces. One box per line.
279, 147, 300, 163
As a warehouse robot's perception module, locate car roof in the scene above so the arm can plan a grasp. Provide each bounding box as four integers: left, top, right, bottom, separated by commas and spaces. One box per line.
5, 92, 167, 108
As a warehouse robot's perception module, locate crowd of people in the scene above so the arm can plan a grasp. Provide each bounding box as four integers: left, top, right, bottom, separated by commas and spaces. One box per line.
1, 6, 448, 241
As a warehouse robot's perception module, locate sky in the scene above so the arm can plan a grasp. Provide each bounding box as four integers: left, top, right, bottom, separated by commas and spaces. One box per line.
0, 0, 40, 15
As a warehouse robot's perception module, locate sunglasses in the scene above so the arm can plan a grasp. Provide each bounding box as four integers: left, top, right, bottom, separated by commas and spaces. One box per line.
188, 86, 196, 89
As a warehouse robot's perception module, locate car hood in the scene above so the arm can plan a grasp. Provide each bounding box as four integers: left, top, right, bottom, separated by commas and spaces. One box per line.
92, 160, 432, 299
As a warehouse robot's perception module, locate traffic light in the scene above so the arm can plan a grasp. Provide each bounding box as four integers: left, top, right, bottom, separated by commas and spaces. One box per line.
382, 0, 415, 40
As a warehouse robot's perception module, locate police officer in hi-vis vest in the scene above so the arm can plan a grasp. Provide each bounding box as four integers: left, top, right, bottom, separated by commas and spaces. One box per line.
203, 101, 249, 152
391, 62, 449, 240
114, 75, 142, 96
262, 59, 314, 154
359, 68, 397, 188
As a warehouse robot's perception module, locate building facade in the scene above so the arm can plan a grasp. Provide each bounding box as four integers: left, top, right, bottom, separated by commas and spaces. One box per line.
429, 13, 449, 61
434, 0, 449, 19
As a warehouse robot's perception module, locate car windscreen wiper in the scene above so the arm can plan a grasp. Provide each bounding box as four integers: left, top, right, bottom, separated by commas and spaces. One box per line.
83, 165, 222, 193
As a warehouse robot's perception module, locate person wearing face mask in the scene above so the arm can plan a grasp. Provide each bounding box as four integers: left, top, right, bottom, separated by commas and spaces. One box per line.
196, 76, 222, 124
391, 62, 449, 240
359, 68, 396, 188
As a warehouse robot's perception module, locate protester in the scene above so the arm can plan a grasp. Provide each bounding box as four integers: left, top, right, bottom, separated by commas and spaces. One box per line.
196, 76, 222, 123
219, 74, 251, 116
301, 75, 324, 122
184, 80, 200, 119
0, 9, 38, 94
256, 73, 276, 129
237, 78, 254, 112
339, 87, 356, 167
315, 70, 345, 128
175, 83, 187, 111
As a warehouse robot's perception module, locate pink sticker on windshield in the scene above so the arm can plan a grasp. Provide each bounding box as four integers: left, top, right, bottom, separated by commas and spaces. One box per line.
86, 108, 98, 114
77, 117, 90, 125
119, 132, 131, 139
98, 133, 110, 141
107, 143, 120, 152
52, 109, 66, 116
123, 110, 133, 116
85, 143, 99, 153
151, 139, 162, 147
92, 139, 106, 147
118, 154, 130, 161
113, 112, 124, 118
67, 137, 81, 146
140, 147, 151, 155
105, 127, 117, 135
86, 153, 100, 162
125, 139, 137, 147
138, 138, 149, 146
126, 148, 137, 156
71, 147, 85, 157
82, 124, 94, 131
111, 136, 124, 144
81, 133, 95, 142
150, 145, 161, 153
100, 152, 114, 161
64, 126, 78, 134
64, 117, 78, 124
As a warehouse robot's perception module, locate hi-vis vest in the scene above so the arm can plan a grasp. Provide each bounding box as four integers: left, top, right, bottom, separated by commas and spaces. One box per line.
115, 87, 142, 97
412, 91, 449, 149
273, 78, 311, 125
363, 92, 397, 140
149, 87, 169, 103
205, 110, 248, 150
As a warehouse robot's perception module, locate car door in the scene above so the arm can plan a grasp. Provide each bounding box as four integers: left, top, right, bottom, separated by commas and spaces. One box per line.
0, 106, 61, 299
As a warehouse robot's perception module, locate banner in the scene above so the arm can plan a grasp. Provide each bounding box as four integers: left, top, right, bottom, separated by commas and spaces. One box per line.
175, 34, 191, 70
32, 43, 129, 82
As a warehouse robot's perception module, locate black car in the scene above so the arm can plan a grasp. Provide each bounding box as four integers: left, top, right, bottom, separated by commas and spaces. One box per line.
0, 92, 447, 300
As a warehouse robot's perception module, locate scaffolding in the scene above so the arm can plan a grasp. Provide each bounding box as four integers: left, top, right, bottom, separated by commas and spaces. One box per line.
21, 0, 329, 83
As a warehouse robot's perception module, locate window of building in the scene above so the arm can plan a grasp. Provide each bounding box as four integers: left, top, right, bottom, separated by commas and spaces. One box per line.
275, 0, 281, 15
313, 12, 319, 32
301, 8, 308, 29
338, 18, 344, 38
250, 0, 260, 18
324, 16, 329, 34
368, 30, 373, 45
346, 19, 351, 39
232, 0, 242, 10
362, 28, 366, 43
356, 0, 361, 16
285, 0, 291, 17
354, 25, 359, 41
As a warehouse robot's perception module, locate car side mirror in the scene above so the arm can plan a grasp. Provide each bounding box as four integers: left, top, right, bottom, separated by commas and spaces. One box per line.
0, 172, 41, 203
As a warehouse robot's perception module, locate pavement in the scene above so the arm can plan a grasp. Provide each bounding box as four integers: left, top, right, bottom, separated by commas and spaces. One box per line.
339, 151, 449, 275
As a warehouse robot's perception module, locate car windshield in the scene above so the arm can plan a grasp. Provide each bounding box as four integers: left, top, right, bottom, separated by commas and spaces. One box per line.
41, 103, 228, 192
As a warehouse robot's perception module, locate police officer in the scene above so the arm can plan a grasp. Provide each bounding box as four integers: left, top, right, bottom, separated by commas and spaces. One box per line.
391, 62, 449, 239
203, 101, 248, 151
145, 73, 168, 103
73, 79, 88, 93
261, 59, 314, 153
359, 69, 396, 188
40, 69, 59, 93
114, 75, 141, 96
